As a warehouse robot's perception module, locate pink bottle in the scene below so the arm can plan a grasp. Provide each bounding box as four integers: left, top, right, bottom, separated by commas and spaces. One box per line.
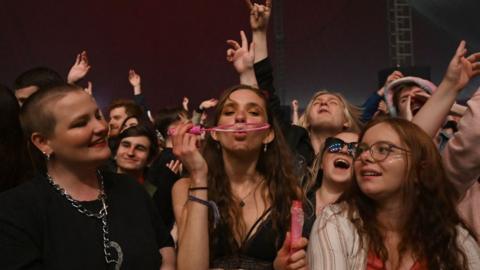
290, 200, 304, 254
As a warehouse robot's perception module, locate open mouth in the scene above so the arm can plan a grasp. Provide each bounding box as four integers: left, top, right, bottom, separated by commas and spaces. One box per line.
333, 158, 351, 169
411, 104, 421, 115
89, 138, 106, 147
361, 170, 382, 177
317, 108, 330, 114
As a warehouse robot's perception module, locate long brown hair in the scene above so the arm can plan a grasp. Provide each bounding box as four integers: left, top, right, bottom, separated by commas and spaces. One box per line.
202, 85, 300, 256
342, 117, 472, 269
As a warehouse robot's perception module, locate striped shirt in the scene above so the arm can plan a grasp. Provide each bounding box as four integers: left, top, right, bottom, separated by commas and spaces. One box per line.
307, 203, 480, 270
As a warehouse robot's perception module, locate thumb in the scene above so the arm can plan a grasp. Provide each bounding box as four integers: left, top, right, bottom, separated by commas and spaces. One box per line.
278, 232, 291, 255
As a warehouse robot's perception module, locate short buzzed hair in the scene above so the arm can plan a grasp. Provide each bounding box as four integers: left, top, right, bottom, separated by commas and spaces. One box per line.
20, 83, 83, 138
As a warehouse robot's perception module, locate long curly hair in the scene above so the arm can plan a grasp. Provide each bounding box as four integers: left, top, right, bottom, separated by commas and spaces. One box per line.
202, 85, 300, 257
342, 117, 473, 269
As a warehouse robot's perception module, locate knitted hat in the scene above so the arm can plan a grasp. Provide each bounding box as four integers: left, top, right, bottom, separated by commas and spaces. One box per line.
384, 76, 437, 117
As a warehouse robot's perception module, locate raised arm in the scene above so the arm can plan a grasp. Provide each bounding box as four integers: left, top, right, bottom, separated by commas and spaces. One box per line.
227, 30, 257, 86
361, 71, 403, 122
171, 122, 209, 270
67, 51, 91, 83
192, 98, 218, 125
128, 69, 151, 119
291, 99, 300, 125
413, 41, 480, 137
245, 0, 271, 63
128, 69, 142, 96
442, 89, 480, 195
182, 97, 189, 112
244, 0, 289, 126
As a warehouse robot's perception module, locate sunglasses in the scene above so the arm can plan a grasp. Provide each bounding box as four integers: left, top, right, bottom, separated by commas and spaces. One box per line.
324, 137, 358, 157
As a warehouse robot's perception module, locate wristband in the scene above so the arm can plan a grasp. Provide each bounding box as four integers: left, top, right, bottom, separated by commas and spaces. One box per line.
188, 195, 220, 227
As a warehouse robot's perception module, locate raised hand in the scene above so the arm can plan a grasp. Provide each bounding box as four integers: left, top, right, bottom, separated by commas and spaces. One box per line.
199, 98, 218, 110
378, 70, 404, 96
385, 70, 404, 85
67, 51, 91, 83
128, 69, 141, 88
291, 100, 299, 112
182, 97, 190, 112
245, 0, 272, 32
291, 100, 300, 125
84, 81, 93, 95
227, 30, 255, 75
442, 40, 480, 91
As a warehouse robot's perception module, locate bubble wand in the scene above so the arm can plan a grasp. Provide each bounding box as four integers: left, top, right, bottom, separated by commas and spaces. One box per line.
168, 123, 270, 135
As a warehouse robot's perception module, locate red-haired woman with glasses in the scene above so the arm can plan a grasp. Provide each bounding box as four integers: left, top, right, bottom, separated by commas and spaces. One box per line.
308, 117, 480, 270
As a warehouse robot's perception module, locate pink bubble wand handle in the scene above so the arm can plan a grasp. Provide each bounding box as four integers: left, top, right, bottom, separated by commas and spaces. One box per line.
290, 200, 304, 255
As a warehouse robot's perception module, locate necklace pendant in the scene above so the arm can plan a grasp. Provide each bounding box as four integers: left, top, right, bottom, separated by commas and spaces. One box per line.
106, 241, 124, 270
239, 201, 245, 207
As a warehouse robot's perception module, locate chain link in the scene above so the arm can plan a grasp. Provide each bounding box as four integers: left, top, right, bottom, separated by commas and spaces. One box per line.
46, 171, 122, 268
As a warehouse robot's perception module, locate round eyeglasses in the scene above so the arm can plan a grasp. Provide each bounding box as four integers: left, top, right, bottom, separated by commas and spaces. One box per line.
354, 141, 410, 162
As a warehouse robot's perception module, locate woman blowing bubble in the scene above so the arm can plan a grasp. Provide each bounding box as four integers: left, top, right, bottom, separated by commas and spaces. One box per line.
172, 85, 308, 270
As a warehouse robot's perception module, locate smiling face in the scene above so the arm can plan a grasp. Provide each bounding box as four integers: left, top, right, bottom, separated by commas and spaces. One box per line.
41, 91, 111, 167
212, 89, 274, 154
307, 93, 347, 131
354, 123, 409, 202
115, 135, 151, 173
108, 106, 128, 137
321, 132, 359, 185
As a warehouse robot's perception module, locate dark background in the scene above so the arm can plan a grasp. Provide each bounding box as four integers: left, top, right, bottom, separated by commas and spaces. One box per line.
1, 0, 479, 112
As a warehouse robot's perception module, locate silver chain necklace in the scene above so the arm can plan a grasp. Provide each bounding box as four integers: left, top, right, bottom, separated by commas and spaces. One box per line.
46, 171, 123, 270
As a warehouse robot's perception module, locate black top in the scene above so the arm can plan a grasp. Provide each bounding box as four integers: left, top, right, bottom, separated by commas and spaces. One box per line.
254, 58, 314, 168
0, 171, 174, 270
303, 170, 324, 238
148, 148, 181, 231
211, 208, 284, 270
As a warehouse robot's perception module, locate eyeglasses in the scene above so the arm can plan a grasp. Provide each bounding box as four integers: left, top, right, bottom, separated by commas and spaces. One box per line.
354, 141, 410, 162
324, 137, 358, 157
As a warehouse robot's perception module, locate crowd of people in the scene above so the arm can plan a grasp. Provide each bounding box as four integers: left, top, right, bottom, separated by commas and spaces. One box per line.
1, 0, 480, 269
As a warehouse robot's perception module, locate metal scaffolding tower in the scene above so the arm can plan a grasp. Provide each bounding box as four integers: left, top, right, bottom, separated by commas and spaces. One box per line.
387, 0, 414, 67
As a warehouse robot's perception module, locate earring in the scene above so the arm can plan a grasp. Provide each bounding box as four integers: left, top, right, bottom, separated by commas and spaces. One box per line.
263, 144, 268, 153
43, 152, 51, 161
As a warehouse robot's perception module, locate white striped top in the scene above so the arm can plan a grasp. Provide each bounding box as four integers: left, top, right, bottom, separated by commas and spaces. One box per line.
307, 203, 480, 270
